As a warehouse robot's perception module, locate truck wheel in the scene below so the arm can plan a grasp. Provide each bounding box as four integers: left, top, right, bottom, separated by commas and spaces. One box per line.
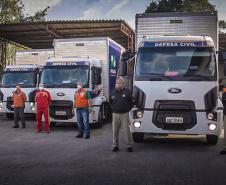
132, 133, 144, 142
6, 113, 14, 119
50, 122, 56, 127
206, 135, 218, 145
94, 106, 103, 128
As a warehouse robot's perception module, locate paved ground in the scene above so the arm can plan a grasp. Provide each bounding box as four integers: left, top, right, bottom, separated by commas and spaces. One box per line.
0, 114, 226, 185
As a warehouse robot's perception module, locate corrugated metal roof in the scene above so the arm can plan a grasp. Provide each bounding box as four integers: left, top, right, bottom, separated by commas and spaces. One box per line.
0, 19, 135, 50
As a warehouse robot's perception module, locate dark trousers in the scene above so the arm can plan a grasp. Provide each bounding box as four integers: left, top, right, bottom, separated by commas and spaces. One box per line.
14, 107, 25, 127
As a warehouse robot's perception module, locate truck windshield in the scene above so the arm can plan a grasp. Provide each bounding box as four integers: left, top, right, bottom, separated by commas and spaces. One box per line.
136, 47, 216, 81
41, 65, 89, 88
2, 71, 34, 86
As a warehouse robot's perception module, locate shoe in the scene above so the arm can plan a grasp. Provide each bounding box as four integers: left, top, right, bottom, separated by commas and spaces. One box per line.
13, 125, 19, 128
76, 135, 83, 138
36, 130, 42, 133
85, 135, 90, 139
220, 150, 226, 155
112, 147, 119, 152
127, 147, 133, 152
46, 131, 50, 134
22, 125, 25, 128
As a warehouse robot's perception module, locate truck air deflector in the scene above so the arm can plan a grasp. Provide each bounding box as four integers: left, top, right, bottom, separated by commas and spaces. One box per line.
204, 86, 217, 111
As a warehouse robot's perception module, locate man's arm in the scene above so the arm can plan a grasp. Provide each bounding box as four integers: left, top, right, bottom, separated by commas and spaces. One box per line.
47, 92, 52, 104
23, 92, 27, 102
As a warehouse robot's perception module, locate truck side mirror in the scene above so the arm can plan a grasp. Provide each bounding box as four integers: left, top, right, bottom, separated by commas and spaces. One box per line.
33, 74, 37, 85
93, 67, 102, 74
92, 67, 102, 85
121, 51, 131, 61
119, 61, 127, 76
222, 50, 226, 76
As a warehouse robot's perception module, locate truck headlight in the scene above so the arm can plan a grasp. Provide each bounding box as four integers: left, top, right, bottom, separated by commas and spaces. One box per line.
133, 121, 141, 128
207, 113, 214, 120
137, 111, 143, 118
208, 123, 217, 131
0, 102, 2, 106
0, 107, 2, 111
133, 109, 144, 119
30, 102, 35, 106
31, 107, 36, 111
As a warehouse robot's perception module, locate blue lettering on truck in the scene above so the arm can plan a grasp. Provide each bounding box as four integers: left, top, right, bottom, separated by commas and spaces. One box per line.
139, 41, 208, 48
46, 61, 89, 66
5, 68, 34, 71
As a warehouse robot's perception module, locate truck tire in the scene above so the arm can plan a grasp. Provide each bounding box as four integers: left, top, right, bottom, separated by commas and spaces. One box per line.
206, 135, 218, 145
94, 106, 103, 128
6, 113, 14, 119
132, 133, 144, 142
50, 122, 56, 127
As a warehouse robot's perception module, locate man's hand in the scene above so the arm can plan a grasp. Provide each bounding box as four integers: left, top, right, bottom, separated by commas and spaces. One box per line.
89, 108, 92, 114
72, 108, 75, 116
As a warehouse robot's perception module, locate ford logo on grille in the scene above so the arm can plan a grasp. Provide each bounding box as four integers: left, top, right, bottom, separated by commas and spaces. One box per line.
57, 92, 65, 96
167, 88, 182, 93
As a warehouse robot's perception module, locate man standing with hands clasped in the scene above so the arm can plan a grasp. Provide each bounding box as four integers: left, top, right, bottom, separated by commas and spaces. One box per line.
72, 81, 92, 139
12, 85, 27, 128
109, 79, 134, 152
35, 83, 52, 133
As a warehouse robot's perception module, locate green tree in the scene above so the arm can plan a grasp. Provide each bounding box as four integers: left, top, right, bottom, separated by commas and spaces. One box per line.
145, 0, 215, 13
0, 0, 50, 69
219, 20, 226, 28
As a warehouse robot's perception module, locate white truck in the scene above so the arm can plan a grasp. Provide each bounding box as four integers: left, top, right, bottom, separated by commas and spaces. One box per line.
119, 11, 224, 145
0, 49, 54, 118
36, 37, 124, 128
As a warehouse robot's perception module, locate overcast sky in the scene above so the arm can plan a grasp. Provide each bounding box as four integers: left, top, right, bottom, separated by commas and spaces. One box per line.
21, 0, 226, 29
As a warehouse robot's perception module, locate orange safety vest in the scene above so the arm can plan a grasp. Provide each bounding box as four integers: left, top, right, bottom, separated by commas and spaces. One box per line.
74, 89, 88, 107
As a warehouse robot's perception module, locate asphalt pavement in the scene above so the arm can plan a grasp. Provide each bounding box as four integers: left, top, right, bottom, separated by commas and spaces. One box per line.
0, 114, 226, 185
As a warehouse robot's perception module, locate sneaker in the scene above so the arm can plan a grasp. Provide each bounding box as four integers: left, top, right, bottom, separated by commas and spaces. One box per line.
220, 150, 226, 155
36, 130, 42, 133
112, 147, 119, 152
127, 147, 133, 152
46, 131, 50, 134
76, 135, 83, 138
85, 135, 90, 139
13, 125, 19, 128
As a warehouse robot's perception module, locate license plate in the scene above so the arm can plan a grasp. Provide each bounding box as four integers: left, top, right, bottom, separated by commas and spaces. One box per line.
166, 117, 183, 123
55, 111, 66, 115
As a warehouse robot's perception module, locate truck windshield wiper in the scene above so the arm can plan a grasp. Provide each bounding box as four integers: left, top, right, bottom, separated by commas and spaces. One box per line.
140, 73, 173, 80
183, 74, 211, 81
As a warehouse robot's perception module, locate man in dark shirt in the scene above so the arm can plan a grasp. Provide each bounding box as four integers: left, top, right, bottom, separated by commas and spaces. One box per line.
109, 79, 134, 152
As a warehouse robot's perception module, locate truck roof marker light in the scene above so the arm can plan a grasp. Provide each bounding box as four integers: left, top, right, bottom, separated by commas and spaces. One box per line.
138, 42, 145, 48
206, 41, 214, 47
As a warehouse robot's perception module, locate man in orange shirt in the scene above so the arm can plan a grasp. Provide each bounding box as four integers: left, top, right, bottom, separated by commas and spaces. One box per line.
12, 85, 27, 128
35, 83, 52, 133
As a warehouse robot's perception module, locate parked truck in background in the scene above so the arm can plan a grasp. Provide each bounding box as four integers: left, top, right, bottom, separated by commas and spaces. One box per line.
119, 11, 224, 145
0, 49, 54, 119
35, 37, 124, 128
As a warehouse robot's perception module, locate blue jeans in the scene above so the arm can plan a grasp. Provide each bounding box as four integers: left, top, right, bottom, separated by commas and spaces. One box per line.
76, 108, 90, 136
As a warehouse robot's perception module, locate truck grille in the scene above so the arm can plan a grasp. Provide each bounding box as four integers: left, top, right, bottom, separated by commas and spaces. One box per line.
152, 100, 197, 131
6, 97, 14, 111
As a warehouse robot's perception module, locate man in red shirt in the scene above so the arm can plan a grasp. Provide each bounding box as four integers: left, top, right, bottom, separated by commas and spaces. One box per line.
35, 83, 52, 133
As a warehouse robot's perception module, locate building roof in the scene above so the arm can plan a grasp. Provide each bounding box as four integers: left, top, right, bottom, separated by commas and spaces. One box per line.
0, 19, 135, 51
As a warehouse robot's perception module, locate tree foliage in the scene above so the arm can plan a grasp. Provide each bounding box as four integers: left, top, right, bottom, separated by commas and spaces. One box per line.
219, 20, 226, 28
0, 0, 50, 67
145, 0, 215, 13
0, 0, 50, 24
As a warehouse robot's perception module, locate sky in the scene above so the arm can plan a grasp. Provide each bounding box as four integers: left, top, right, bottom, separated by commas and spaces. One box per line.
21, 0, 226, 29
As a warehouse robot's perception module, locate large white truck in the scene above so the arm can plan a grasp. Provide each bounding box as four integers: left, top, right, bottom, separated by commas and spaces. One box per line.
119, 11, 224, 145
37, 37, 124, 128
0, 49, 54, 118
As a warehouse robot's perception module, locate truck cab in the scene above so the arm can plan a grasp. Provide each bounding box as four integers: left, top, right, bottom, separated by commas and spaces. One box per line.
37, 57, 106, 127
0, 64, 42, 118
120, 35, 224, 145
